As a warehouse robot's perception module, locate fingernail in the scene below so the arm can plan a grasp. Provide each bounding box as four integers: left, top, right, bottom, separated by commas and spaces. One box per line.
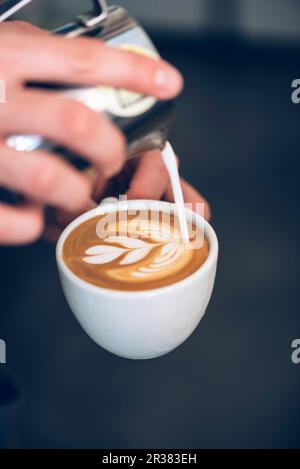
154, 64, 184, 96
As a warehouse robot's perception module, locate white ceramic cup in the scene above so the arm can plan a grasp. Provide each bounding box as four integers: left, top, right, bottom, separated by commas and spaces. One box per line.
56, 199, 219, 359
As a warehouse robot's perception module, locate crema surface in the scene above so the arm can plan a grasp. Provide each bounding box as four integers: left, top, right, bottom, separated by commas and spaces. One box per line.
62, 211, 209, 291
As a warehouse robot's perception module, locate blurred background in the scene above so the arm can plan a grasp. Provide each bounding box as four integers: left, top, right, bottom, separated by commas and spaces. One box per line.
0, 0, 300, 449
13, 0, 300, 43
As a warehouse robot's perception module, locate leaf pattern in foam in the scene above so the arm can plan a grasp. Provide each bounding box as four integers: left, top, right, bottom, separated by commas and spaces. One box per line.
104, 236, 149, 249
83, 236, 156, 266
120, 247, 152, 265
82, 225, 182, 268
83, 251, 125, 265
85, 245, 125, 255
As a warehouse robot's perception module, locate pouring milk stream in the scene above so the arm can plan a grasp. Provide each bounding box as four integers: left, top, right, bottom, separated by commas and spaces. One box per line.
161, 142, 190, 243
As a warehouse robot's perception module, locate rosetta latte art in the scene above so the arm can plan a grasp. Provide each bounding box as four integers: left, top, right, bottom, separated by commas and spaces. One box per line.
63, 211, 209, 291
83, 220, 188, 282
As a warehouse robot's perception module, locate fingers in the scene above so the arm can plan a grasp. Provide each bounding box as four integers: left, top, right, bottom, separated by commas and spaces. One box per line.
165, 178, 211, 221
83, 167, 109, 201
55, 167, 109, 228
127, 150, 170, 200
0, 21, 48, 36
3, 33, 183, 99
0, 202, 44, 245
1, 91, 126, 177
0, 144, 95, 212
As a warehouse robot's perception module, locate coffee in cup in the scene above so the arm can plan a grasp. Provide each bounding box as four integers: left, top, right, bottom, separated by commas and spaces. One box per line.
62, 209, 209, 292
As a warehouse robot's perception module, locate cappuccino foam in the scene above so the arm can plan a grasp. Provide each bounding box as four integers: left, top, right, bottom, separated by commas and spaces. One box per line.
63, 210, 209, 291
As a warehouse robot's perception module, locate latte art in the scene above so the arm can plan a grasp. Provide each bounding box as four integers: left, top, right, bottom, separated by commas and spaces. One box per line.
63, 211, 209, 291
84, 220, 193, 282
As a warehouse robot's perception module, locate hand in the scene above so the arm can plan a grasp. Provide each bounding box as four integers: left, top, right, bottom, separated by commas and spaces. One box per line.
0, 21, 183, 245
47, 150, 211, 242
126, 151, 211, 221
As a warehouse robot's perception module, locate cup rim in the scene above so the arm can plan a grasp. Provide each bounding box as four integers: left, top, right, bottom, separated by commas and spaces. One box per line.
56, 200, 219, 297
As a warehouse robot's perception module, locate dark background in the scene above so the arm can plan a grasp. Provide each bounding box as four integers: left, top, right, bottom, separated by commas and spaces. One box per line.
0, 0, 300, 449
